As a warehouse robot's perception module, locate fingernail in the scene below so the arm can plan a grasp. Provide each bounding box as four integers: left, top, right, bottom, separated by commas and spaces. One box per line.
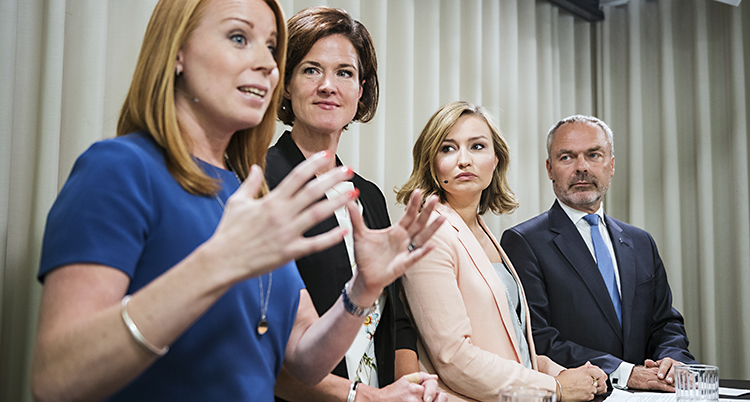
340, 166, 353, 176
425, 397, 432, 402
346, 189, 360, 199
315, 150, 330, 159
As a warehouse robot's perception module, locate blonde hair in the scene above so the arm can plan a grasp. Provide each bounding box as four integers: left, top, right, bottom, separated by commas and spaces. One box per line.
117, 0, 287, 196
396, 101, 518, 215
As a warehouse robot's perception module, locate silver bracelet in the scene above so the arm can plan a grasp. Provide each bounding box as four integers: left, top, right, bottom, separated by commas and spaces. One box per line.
342, 282, 376, 317
347, 380, 360, 402
121, 295, 169, 356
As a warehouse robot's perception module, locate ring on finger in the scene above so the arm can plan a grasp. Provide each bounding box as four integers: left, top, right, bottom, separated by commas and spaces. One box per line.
408, 240, 418, 252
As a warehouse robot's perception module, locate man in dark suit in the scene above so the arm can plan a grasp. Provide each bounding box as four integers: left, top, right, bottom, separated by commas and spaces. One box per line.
500, 115, 695, 392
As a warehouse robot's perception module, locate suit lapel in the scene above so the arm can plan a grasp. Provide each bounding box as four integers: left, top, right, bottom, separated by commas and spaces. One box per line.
606, 216, 634, 343
548, 202, 623, 342
437, 204, 524, 364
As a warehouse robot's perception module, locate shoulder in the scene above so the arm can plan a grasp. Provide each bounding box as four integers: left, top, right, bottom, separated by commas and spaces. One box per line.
64, 132, 166, 189
265, 131, 306, 187
352, 173, 386, 203
605, 215, 658, 249
79, 132, 163, 171
505, 209, 551, 237
264, 147, 295, 189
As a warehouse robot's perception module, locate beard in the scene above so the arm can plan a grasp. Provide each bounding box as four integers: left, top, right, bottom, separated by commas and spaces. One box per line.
553, 172, 610, 210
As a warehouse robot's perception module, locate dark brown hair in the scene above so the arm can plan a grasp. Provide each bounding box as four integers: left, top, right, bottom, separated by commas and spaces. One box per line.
278, 6, 378, 126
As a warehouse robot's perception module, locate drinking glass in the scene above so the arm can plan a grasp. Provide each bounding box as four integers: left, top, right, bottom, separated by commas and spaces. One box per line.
674, 364, 719, 402
500, 386, 556, 402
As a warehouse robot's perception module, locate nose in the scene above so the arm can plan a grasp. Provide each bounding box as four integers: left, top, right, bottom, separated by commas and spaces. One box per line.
457, 148, 471, 168
574, 155, 589, 173
253, 46, 277, 76
318, 72, 336, 95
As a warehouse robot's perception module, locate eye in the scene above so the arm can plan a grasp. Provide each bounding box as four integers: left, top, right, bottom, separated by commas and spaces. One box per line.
303, 67, 318, 75
267, 44, 276, 54
471, 143, 486, 150
440, 145, 455, 153
560, 155, 570, 161
337, 69, 354, 78
230, 33, 247, 46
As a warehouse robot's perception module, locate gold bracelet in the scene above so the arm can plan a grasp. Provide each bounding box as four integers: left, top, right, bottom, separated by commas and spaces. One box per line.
121, 295, 169, 356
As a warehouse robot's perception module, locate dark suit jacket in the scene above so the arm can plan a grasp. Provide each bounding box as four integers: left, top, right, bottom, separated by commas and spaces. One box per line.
500, 200, 694, 375
265, 131, 417, 389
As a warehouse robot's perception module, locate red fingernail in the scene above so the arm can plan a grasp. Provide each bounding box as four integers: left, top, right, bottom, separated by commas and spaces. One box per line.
316, 150, 330, 159
341, 166, 354, 176
346, 189, 360, 199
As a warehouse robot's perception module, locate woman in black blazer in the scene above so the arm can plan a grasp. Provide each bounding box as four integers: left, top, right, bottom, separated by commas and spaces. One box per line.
266, 6, 445, 402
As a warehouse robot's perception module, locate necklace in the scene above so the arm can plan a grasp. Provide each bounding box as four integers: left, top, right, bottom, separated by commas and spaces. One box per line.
215, 156, 273, 336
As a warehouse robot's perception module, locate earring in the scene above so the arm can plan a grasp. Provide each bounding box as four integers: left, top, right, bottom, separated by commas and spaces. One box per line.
175, 65, 183, 77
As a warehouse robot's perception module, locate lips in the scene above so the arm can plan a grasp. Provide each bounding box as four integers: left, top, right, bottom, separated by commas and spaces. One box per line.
570, 181, 596, 189
314, 100, 339, 109
238, 86, 267, 99
456, 172, 477, 180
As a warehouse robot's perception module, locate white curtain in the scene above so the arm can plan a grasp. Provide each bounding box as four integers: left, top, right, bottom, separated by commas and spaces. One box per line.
0, 0, 746, 400
598, 0, 750, 380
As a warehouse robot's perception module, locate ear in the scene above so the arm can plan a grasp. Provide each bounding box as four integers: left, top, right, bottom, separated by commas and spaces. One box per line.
546, 159, 553, 180
175, 52, 185, 74
358, 80, 364, 100
283, 85, 292, 100
610, 155, 615, 176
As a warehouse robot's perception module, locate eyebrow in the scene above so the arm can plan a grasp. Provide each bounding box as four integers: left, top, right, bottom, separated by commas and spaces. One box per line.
556, 145, 604, 156
442, 136, 490, 143
224, 17, 278, 39
300, 60, 357, 70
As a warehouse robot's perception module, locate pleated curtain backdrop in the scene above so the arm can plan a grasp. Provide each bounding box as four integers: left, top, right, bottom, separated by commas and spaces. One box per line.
598, 0, 750, 379
0, 0, 747, 401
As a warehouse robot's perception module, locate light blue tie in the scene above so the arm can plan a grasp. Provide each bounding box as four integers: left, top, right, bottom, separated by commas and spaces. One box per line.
583, 214, 622, 325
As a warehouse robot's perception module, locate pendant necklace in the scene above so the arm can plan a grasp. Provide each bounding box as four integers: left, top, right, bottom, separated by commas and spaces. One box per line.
215, 156, 273, 336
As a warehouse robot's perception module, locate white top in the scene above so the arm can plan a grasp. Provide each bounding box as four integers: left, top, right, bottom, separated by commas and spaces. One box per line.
326, 181, 385, 387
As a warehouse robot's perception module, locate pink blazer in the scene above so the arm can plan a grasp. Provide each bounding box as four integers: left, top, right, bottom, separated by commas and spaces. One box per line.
402, 203, 563, 401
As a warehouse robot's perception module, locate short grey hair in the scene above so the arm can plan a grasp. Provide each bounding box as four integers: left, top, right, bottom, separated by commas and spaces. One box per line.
546, 115, 614, 158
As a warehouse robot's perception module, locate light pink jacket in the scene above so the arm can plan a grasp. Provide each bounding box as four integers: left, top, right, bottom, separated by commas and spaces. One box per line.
402, 203, 564, 401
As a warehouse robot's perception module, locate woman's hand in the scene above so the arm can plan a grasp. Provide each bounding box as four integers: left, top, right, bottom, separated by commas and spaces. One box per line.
556, 362, 607, 401
358, 372, 447, 402
347, 189, 445, 306
207, 151, 358, 283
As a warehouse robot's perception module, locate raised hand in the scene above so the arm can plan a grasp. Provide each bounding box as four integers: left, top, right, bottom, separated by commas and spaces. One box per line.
347, 189, 445, 307
208, 151, 357, 281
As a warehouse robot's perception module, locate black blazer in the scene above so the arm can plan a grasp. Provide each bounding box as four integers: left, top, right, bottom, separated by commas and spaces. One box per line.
500, 200, 694, 374
265, 131, 417, 389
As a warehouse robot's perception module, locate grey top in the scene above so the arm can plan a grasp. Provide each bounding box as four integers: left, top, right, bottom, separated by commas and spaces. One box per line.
492, 261, 532, 369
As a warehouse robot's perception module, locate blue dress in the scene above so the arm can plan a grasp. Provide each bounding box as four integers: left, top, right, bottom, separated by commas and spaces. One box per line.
39, 131, 304, 401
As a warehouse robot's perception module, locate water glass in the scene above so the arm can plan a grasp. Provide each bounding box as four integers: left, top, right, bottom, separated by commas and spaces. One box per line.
500, 386, 556, 402
674, 364, 719, 402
